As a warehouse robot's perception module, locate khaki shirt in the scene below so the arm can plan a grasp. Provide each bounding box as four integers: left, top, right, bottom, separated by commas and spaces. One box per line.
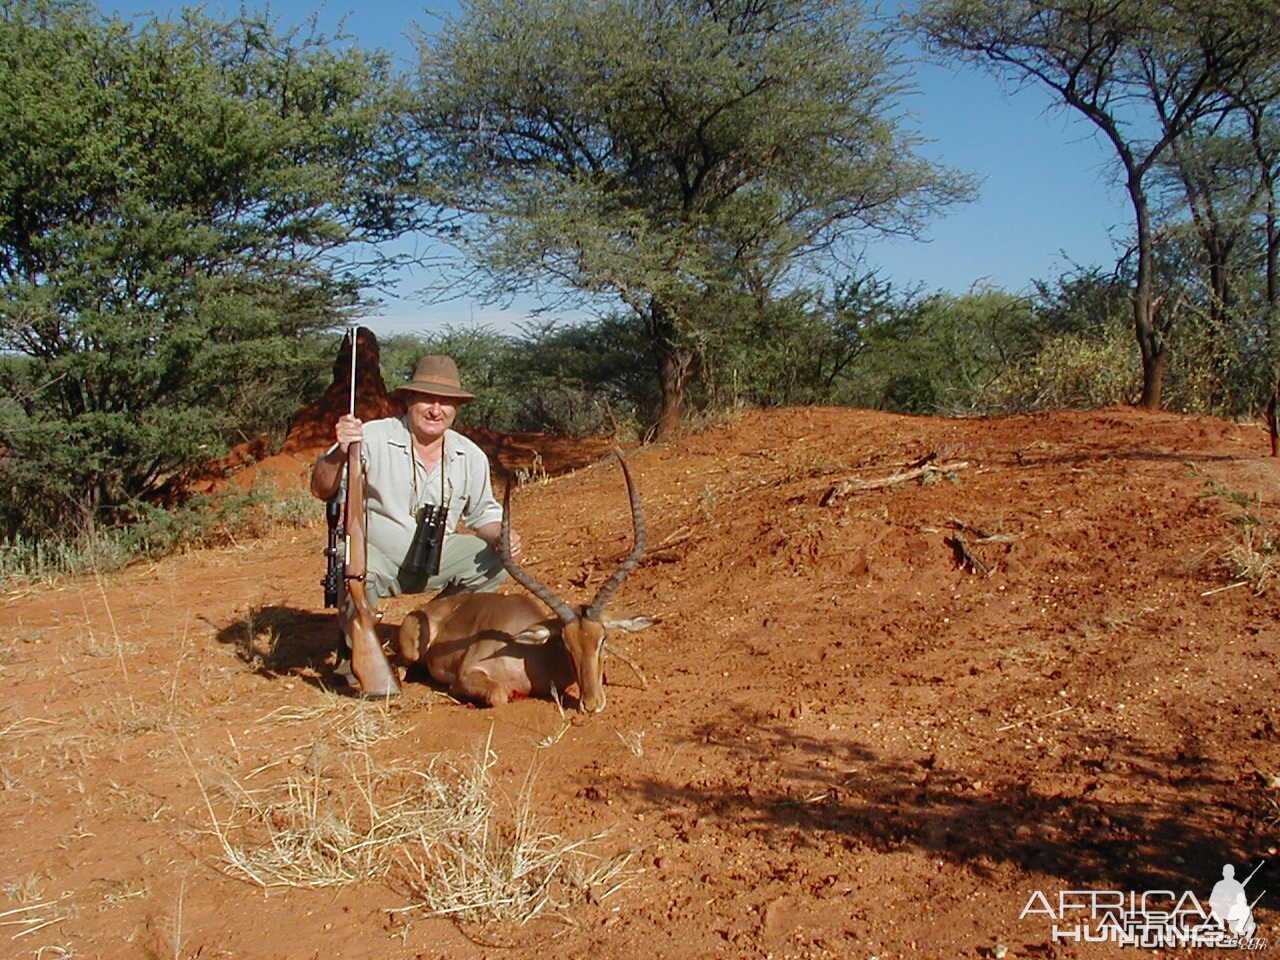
360, 416, 503, 571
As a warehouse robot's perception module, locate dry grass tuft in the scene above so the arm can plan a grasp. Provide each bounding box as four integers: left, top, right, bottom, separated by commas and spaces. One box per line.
76, 690, 186, 742
254, 698, 411, 749
0, 717, 60, 739
1192, 467, 1279, 594
680, 401, 748, 438
334, 705, 413, 749
0, 629, 44, 664
1225, 533, 1277, 594
397, 741, 637, 925
254, 702, 351, 726
186, 728, 635, 924
201, 748, 487, 889
513, 451, 550, 486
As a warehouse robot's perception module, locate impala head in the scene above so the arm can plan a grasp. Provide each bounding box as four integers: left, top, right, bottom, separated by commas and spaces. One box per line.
500, 451, 645, 714
559, 615, 609, 713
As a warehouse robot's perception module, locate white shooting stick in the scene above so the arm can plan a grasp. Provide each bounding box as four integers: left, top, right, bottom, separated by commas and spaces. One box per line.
347, 322, 359, 418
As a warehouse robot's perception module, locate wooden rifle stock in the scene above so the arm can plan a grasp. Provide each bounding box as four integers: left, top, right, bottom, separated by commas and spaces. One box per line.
344, 437, 372, 616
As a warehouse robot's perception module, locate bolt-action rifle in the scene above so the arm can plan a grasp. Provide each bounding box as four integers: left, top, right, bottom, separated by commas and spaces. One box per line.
321, 324, 399, 696
321, 326, 359, 611
1241, 859, 1266, 889
322, 487, 345, 609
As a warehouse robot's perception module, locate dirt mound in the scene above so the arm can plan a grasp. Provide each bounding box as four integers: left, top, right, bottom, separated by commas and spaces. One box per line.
180, 327, 403, 495
3, 405, 1278, 959
281, 325, 403, 455
195, 327, 615, 494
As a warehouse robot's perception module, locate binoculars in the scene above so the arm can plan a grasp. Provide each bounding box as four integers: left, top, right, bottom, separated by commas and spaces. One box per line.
407, 503, 447, 577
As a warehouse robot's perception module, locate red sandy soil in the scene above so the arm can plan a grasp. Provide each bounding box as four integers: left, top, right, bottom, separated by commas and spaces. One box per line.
2, 405, 1278, 960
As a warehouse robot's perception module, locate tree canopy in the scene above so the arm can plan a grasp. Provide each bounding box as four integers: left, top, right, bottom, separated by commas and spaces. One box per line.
0, 0, 422, 535
911, 0, 1280, 409
413, 0, 972, 436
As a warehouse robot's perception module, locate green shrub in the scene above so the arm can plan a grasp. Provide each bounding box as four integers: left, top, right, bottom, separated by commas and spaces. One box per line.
980, 321, 1138, 413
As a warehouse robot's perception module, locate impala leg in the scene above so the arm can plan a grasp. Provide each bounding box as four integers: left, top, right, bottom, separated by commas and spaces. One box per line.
453, 644, 531, 707
453, 667, 510, 707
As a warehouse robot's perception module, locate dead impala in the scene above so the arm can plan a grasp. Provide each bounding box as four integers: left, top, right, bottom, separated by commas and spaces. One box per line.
396, 452, 650, 712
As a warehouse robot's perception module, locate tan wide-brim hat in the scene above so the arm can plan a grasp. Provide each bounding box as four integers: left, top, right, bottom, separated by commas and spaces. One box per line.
392, 354, 476, 402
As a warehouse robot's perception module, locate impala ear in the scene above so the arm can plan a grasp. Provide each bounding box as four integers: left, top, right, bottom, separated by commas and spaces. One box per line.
511, 624, 553, 645
602, 615, 655, 633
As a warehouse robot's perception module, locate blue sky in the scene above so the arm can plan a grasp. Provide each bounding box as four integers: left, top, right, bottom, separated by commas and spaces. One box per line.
101, 0, 1134, 338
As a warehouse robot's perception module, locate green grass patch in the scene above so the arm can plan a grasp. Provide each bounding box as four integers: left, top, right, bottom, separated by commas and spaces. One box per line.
0, 480, 320, 589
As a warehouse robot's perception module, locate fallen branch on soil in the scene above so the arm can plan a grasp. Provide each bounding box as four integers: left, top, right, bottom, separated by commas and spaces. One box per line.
938, 517, 1028, 576
949, 519, 1024, 544
820, 458, 970, 505
1201, 580, 1249, 597
1, 900, 70, 940
996, 706, 1074, 733
944, 519, 1024, 575
946, 532, 990, 575
654, 525, 694, 549
604, 641, 648, 689
642, 525, 695, 564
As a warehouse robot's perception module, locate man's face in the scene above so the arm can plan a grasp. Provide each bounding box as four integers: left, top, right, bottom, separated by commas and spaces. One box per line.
406, 394, 458, 444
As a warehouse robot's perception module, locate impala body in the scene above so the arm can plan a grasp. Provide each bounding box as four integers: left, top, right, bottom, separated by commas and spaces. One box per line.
396, 452, 646, 713
398, 594, 606, 708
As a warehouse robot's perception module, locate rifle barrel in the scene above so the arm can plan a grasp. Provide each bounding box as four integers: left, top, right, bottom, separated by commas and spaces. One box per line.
1242, 860, 1266, 887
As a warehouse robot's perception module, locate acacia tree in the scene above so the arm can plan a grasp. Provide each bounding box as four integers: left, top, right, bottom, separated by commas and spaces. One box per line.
1230, 50, 1280, 352
1147, 4, 1280, 360
1158, 133, 1259, 325
1230, 88, 1280, 447
1140, 7, 1280, 423
413, 0, 970, 437
912, 0, 1278, 410
0, 0, 422, 535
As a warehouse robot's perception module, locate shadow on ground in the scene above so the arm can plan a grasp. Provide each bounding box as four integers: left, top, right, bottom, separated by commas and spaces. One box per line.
599, 702, 1270, 899
212, 604, 393, 693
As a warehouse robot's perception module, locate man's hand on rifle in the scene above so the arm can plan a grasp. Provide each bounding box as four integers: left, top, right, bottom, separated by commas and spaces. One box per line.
310, 414, 364, 501
335, 414, 363, 452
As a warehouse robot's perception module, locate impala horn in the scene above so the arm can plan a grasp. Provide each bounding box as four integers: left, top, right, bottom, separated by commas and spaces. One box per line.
498, 450, 646, 623
584, 451, 645, 621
